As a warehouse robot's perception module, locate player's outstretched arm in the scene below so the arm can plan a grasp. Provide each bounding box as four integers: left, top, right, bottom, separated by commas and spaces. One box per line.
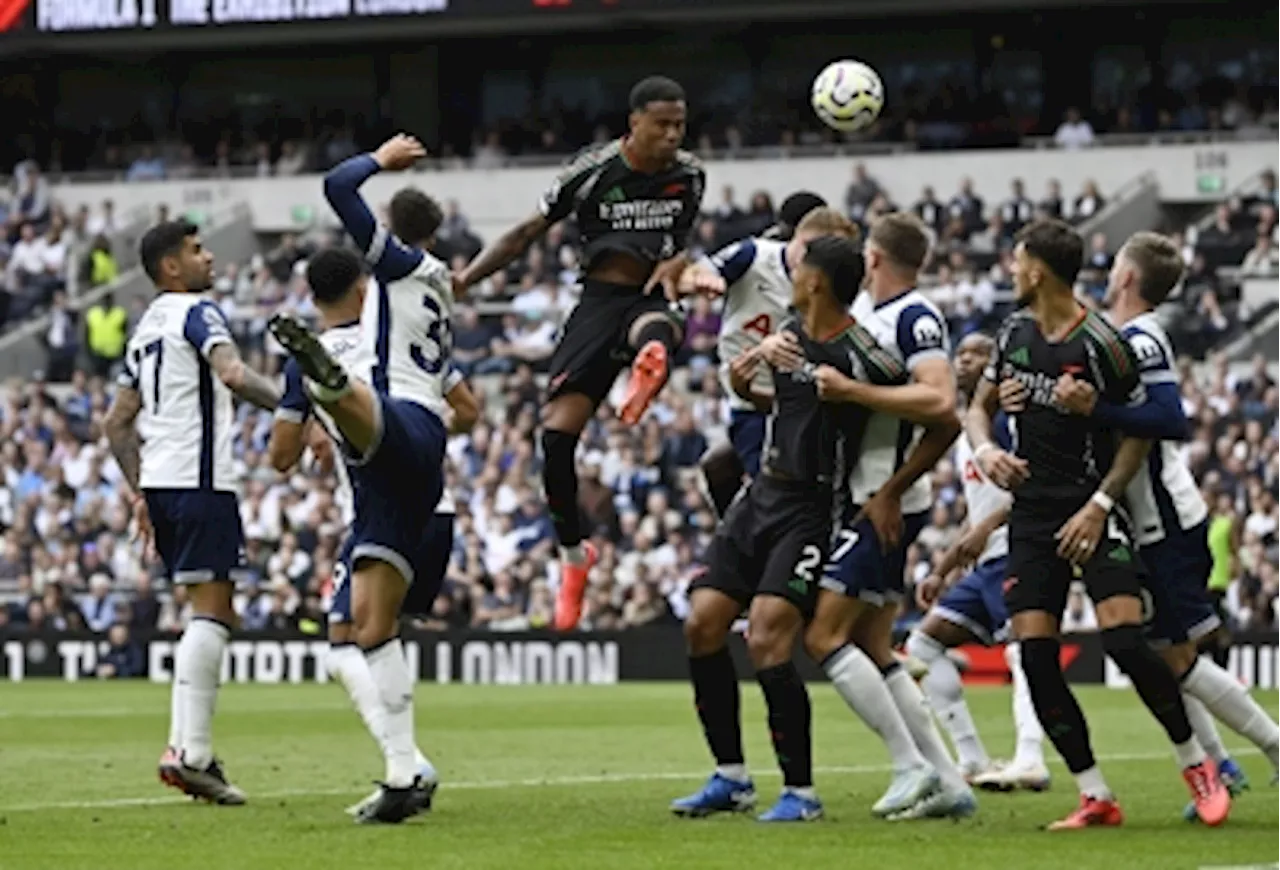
454, 211, 550, 294
813, 357, 956, 425
208, 344, 282, 410
268, 358, 312, 471
104, 384, 144, 493
444, 369, 480, 434
324, 135, 427, 284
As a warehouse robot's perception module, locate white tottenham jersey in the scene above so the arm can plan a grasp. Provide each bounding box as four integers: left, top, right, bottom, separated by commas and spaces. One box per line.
357, 250, 455, 420
954, 425, 1012, 564
707, 237, 793, 412
122, 293, 237, 492
1119, 312, 1207, 545
277, 323, 463, 521
847, 288, 951, 515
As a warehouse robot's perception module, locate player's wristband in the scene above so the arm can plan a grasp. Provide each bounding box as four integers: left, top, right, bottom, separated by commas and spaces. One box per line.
973, 442, 997, 461
1090, 491, 1115, 513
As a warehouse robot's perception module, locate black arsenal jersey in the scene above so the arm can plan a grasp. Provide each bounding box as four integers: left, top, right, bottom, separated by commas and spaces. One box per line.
763, 317, 909, 487
985, 308, 1144, 522
537, 140, 705, 277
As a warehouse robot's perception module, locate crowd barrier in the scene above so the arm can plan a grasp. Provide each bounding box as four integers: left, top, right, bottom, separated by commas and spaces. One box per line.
2, 629, 1276, 688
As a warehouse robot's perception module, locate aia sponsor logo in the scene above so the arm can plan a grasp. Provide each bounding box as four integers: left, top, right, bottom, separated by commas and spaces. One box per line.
0, 0, 30, 32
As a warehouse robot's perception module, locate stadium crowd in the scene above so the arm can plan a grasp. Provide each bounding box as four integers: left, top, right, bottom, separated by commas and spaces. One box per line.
0, 174, 1275, 667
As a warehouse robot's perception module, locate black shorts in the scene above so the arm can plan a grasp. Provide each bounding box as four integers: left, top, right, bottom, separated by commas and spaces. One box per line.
690, 476, 832, 617
546, 279, 681, 405
1004, 509, 1146, 619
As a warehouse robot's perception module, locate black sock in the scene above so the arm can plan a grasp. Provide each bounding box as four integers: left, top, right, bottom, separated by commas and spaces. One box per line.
689, 648, 744, 768
634, 315, 682, 358
1020, 637, 1097, 774
756, 661, 812, 789
1102, 624, 1193, 744
699, 445, 746, 519
541, 429, 582, 548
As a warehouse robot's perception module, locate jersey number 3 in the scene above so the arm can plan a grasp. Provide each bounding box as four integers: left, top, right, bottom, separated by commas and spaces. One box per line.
409, 294, 452, 375
743, 314, 772, 339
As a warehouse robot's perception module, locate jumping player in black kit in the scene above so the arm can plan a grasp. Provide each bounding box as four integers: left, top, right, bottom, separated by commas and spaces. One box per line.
965, 219, 1230, 830
453, 77, 710, 631
670, 236, 908, 823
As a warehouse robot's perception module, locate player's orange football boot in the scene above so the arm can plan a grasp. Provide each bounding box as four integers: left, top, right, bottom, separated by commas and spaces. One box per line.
1183, 758, 1231, 826
554, 541, 598, 631
1046, 795, 1124, 830
618, 340, 669, 425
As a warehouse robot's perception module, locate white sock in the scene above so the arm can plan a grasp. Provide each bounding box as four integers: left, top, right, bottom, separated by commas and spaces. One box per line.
885, 666, 969, 792
168, 670, 185, 750
823, 645, 927, 771
1006, 642, 1046, 768
1172, 736, 1207, 770
175, 618, 229, 770
1183, 693, 1229, 764
907, 631, 989, 770
561, 544, 586, 566
1074, 765, 1112, 800
366, 639, 418, 788
716, 763, 749, 783
1182, 656, 1280, 767
783, 785, 817, 801
329, 644, 388, 753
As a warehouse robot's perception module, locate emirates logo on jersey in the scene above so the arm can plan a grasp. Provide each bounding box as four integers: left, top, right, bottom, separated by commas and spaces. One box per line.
598, 199, 683, 231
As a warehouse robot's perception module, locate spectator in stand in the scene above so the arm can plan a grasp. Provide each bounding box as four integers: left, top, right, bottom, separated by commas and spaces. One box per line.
88, 235, 118, 287
1241, 229, 1279, 274
84, 292, 128, 378
276, 140, 309, 176
473, 130, 507, 170
1053, 106, 1096, 149
97, 622, 145, 678
844, 163, 881, 224
947, 177, 985, 239
11, 161, 51, 233
1079, 232, 1114, 302
42, 291, 77, 382
999, 178, 1035, 239
680, 294, 720, 371
912, 185, 946, 236
710, 185, 745, 244
1198, 203, 1251, 270
1071, 179, 1106, 224
125, 146, 166, 182
81, 572, 119, 632
85, 199, 117, 238
1039, 178, 1065, 221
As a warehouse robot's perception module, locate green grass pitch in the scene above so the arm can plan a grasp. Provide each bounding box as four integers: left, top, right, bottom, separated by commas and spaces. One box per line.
0, 682, 1276, 870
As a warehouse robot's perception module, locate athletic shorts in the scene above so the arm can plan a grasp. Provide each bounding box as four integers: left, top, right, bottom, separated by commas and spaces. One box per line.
1141, 522, 1221, 647
1004, 509, 1145, 619
546, 279, 682, 406
331, 512, 455, 624
729, 409, 767, 478
345, 393, 446, 587
820, 506, 929, 606
144, 488, 249, 585
691, 475, 833, 617
934, 556, 1010, 645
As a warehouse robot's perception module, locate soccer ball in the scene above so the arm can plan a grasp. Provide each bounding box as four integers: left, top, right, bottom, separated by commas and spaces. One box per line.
811, 59, 884, 133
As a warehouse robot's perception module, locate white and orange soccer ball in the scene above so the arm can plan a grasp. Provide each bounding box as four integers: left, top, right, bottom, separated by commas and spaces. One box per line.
811, 59, 885, 133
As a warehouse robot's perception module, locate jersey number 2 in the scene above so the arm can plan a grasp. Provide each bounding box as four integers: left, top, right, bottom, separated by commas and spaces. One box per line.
743, 314, 772, 339
409, 294, 452, 375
